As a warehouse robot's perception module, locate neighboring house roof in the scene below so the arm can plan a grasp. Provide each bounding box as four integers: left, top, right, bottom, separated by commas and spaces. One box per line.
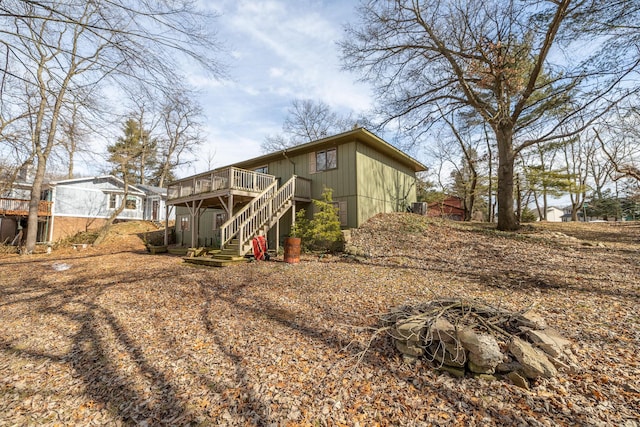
428, 196, 464, 209
1, 180, 33, 198
230, 127, 427, 172
136, 184, 167, 196
427, 196, 465, 219
51, 175, 146, 196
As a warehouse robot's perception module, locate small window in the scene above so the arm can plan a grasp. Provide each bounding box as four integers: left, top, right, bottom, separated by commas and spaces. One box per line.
316, 148, 337, 171
108, 194, 117, 209
125, 195, 137, 210
254, 165, 268, 174
179, 215, 190, 231
213, 212, 227, 230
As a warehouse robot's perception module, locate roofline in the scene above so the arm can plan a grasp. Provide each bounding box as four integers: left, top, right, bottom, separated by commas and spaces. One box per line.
51, 175, 113, 185
51, 175, 146, 195
229, 127, 427, 172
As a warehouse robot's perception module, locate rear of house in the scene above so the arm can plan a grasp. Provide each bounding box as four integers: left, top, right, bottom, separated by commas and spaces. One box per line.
169, 128, 426, 249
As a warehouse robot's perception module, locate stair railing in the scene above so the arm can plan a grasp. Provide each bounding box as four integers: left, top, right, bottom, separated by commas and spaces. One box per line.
219, 179, 277, 251
237, 176, 296, 253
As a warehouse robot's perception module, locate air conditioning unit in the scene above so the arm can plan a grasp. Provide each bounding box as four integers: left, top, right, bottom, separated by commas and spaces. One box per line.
412, 202, 427, 215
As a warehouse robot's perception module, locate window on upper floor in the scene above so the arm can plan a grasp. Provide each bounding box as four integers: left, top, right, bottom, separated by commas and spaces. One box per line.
254, 165, 268, 174
315, 148, 337, 172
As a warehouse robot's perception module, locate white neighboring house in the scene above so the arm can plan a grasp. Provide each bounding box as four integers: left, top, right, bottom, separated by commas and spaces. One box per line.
48, 176, 174, 241
538, 206, 564, 222
136, 184, 175, 223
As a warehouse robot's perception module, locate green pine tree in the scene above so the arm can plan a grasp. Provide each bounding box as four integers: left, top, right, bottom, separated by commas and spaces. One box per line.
294, 187, 343, 252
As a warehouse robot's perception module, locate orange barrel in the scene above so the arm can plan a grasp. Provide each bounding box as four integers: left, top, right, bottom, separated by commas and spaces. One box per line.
283, 237, 301, 264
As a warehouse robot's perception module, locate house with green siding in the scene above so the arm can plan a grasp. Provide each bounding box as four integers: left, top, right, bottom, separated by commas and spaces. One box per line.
165, 127, 426, 256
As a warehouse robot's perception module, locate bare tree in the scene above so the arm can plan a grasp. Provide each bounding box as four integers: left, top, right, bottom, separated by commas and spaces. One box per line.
262, 99, 371, 152
520, 141, 572, 220
341, 0, 640, 230
440, 112, 487, 221
562, 134, 594, 221
0, 1, 223, 253
154, 89, 205, 187
595, 105, 640, 183
56, 100, 92, 179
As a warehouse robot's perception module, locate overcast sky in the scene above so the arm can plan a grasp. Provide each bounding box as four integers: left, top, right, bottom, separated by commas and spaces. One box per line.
180, 0, 373, 176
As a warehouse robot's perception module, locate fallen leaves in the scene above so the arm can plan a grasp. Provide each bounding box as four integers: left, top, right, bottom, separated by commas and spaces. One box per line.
0, 216, 639, 425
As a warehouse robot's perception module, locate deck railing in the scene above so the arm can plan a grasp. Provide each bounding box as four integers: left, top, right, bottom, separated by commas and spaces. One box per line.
167, 167, 275, 201
0, 198, 52, 216
295, 176, 311, 200
219, 175, 297, 255
237, 176, 296, 254
219, 180, 278, 251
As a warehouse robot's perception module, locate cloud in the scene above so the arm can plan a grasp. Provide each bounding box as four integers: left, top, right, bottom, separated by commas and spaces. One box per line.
221, 0, 371, 108
185, 0, 374, 170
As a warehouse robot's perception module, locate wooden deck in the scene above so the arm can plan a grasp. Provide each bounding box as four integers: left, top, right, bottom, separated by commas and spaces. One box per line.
165, 167, 311, 253
167, 167, 276, 209
167, 167, 311, 210
0, 198, 52, 216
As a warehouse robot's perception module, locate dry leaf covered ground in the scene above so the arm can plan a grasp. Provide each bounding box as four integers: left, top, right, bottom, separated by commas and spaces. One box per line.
1, 214, 639, 426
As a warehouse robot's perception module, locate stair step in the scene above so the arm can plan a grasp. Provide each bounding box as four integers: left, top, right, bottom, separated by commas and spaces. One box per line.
184, 256, 248, 267
215, 253, 244, 260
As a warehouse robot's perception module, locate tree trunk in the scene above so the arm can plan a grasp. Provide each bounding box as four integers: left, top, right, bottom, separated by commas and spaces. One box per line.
157, 161, 171, 188
496, 127, 518, 231
533, 190, 542, 220
571, 204, 579, 222
94, 183, 129, 245
467, 171, 478, 221
24, 154, 47, 253
515, 174, 522, 222
67, 154, 74, 179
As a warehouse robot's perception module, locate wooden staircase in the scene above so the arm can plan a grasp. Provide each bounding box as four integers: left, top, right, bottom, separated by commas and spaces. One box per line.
185, 176, 296, 267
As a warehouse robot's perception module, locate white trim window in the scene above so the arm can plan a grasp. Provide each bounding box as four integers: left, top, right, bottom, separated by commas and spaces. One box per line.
125, 195, 137, 210
108, 193, 117, 209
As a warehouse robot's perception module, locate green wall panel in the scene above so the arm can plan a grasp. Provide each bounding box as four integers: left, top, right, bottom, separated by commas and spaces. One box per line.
355, 143, 417, 227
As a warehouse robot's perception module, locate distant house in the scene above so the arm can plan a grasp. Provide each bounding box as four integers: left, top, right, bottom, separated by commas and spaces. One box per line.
1, 175, 174, 244
538, 206, 564, 222
48, 176, 146, 241
0, 180, 52, 244
167, 127, 427, 253
137, 184, 172, 223
48, 176, 174, 241
427, 196, 465, 221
